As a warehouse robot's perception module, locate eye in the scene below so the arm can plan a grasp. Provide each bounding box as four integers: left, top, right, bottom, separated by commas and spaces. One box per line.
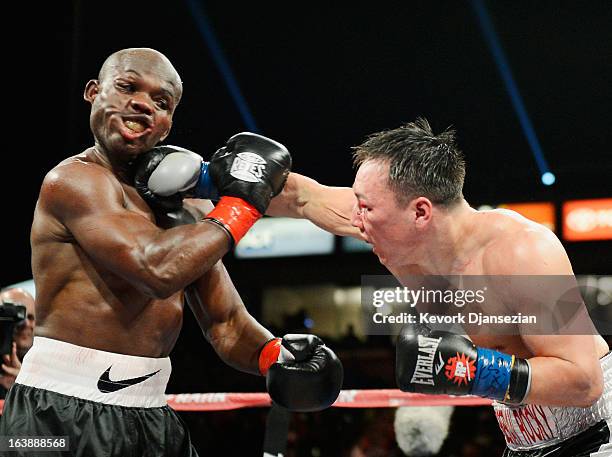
155, 98, 169, 110
358, 202, 370, 214
116, 81, 134, 93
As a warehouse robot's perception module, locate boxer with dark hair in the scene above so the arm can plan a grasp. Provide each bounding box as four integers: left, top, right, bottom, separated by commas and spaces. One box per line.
262, 118, 610, 456
0, 48, 342, 457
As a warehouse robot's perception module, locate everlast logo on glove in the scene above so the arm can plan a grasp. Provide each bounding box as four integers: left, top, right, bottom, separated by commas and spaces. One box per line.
230, 152, 266, 182
410, 335, 442, 386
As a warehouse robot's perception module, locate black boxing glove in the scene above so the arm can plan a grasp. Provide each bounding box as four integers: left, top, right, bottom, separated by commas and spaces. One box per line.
259, 335, 343, 412
396, 324, 531, 404
204, 132, 292, 246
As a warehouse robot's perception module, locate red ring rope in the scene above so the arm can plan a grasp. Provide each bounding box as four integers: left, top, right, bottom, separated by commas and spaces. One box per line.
0, 390, 491, 414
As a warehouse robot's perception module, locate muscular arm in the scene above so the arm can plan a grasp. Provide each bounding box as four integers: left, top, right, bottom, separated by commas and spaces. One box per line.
488, 228, 606, 407
180, 199, 272, 375
42, 163, 230, 299
267, 172, 363, 238
184, 262, 272, 375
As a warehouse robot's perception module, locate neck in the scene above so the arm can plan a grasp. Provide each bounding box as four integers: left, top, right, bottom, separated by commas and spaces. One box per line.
393, 199, 478, 277
91, 142, 133, 184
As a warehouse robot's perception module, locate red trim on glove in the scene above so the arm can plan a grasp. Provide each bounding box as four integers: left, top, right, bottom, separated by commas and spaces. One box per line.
258, 338, 282, 376
205, 196, 262, 246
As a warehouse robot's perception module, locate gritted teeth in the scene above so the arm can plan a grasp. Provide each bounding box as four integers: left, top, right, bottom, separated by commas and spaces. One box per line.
124, 120, 146, 133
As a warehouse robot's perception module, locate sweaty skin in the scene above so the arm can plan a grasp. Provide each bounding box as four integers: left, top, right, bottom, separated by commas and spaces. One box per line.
269, 166, 609, 407
31, 49, 271, 373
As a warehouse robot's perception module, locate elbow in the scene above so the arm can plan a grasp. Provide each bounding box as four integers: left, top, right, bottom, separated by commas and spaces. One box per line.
573, 370, 603, 407
137, 264, 181, 300
146, 282, 176, 300
143, 267, 185, 299
133, 274, 177, 299
131, 247, 183, 299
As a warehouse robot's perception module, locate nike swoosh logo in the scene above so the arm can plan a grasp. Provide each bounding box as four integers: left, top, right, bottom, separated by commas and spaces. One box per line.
97, 366, 161, 393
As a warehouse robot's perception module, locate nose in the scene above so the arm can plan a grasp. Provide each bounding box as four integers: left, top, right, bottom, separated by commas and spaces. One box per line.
17, 316, 35, 329
129, 96, 154, 116
350, 204, 364, 230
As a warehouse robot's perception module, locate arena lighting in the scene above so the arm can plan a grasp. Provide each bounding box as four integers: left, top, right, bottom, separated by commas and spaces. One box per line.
185, 0, 260, 132
499, 201, 556, 231
563, 199, 612, 241
470, 0, 554, 185
477, 202, 556, 231
235, 218, 335, 258
541, 172, 556, 186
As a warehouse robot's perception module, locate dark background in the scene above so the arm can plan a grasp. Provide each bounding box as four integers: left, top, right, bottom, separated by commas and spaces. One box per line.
5, 1, 611, 286
4, 2, 612, 455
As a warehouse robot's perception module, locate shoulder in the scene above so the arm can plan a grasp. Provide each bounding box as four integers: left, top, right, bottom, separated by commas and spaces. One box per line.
40, 158, 123, 218
481, 209, 572, 275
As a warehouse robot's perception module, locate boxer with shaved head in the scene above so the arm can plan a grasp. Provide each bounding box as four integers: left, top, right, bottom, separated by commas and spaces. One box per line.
0, 48, 342, 456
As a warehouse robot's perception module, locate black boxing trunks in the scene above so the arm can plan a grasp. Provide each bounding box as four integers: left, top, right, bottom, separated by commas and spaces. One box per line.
496, 352, 612, 457
0, 337, 199, 457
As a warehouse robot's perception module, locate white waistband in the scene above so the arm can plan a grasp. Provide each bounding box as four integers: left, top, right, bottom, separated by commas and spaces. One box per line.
15, 337, 171, 408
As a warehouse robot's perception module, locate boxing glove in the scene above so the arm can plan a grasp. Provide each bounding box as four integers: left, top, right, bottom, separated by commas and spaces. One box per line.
396, 324, 531, 404
259, 334, 343, 412
133, 145, 218, 212
204, 133, 291, 246
133, 133, 291, 247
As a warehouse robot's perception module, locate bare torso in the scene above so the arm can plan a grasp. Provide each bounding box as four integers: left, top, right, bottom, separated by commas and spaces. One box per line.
422, 209, 609, 359
31, 149, 189, 357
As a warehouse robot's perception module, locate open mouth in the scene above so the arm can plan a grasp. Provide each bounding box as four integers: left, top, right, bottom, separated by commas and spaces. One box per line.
124, 119, 147, 133
118, 116, 152, 140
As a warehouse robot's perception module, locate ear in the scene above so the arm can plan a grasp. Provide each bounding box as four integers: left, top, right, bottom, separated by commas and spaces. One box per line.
413, 197, 433, 227
84, 80, 99, 102
159, 120, 173, 142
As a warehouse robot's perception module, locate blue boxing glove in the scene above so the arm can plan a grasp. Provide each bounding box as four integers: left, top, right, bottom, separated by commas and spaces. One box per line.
396, 324, 532, 404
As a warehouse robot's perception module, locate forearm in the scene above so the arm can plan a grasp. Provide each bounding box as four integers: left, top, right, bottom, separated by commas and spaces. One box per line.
185, 262, 273, 375
268, 173, 362, 238
206, 305, 273, 375
525, 356, 603, 407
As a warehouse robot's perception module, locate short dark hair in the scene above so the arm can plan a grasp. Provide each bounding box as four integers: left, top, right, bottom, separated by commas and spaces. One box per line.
352, 117, 465, 207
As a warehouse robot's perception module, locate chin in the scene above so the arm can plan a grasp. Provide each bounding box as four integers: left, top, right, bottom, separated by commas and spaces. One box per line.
374, 251, 389, 266
378, 252, 403, 269
108, 133, 149, 155
15, 336, 32, 347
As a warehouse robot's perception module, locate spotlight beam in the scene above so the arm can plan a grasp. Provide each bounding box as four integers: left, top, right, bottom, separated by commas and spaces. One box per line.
470, 0, 554, 184
186, 0, 260, 133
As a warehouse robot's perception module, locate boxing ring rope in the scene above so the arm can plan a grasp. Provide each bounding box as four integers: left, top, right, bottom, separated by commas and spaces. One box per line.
0, 390, 491, 414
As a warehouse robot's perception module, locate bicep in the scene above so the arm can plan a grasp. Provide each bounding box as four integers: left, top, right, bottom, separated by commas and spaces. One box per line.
70, 211, 162, 273
521, 334, 597, 364
496, 234, 600, 369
